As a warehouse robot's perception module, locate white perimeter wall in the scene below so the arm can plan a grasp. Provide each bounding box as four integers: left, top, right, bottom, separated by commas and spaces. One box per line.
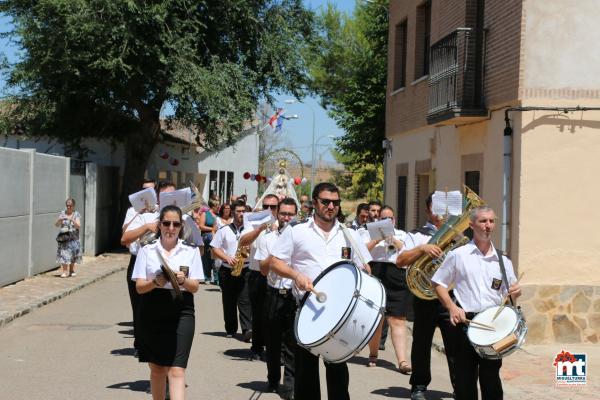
0, 148, 69, 286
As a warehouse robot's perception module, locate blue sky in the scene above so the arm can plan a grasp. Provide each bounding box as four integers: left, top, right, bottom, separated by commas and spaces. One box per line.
0, 1, 359, 163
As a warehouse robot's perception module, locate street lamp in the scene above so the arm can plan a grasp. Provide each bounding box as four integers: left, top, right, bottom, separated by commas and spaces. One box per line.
284, 98, 317, 194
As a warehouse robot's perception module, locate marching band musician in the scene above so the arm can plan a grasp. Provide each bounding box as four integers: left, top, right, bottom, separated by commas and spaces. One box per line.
350, 203, 369, 230
121, 180, 174, 352
210, 199, 252, 339
238, 193, 280, 360
432, 206, 521, 400
367, 200, 382, 222
361, 206, 412, 373
396, 193, 456, 400
132, 205, 203, 400
254, 197, 298, 399
270, 183, 372, 400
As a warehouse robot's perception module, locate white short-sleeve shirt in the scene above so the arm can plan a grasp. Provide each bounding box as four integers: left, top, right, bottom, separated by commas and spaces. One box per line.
359, 227, 407, 263
431, 241, 517, 313
125, 211, 160, 255
131, 239, 204, 290
255, 229, 293, 289
210, 223, 248, 269
271, 218, 372, 299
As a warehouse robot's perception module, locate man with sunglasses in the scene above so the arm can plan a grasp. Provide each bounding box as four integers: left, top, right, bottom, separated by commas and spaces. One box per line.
270, 182, 372, 400
210, 200, 252, 339
237, 194, 280, 360
254, 197, 298, 399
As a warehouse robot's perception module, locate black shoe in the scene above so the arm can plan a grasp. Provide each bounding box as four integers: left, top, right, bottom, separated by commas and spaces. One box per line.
410, 388, 426, 400
265, 382, 279, 393
226, 332, 234, 338
242, 330, 252, 343
378, 343, 385, 351
249, 351, 262, 361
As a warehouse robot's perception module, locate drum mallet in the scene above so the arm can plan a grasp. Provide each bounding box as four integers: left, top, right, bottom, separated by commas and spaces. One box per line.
492, 272, 525, 322
311, 288, 327, 303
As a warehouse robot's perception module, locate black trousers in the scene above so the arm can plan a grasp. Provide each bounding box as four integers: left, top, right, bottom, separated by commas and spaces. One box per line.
126, 254, 139, 349
454, 322, 503, 400
410, 297, 457, 391
264, 288, 297, 393
295, 346, 349, 400
219, 267, 252, 334
248, 270, 267, 353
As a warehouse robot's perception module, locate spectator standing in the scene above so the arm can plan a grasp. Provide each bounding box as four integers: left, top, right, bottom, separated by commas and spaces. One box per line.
55, 198, 82, 278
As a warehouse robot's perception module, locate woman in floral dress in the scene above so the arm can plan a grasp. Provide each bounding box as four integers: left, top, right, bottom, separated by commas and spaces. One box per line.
55, 198, 82, 277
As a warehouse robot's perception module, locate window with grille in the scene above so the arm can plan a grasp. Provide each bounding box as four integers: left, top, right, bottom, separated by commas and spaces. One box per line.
393, 20, 408, 90
415, 0, 431, 79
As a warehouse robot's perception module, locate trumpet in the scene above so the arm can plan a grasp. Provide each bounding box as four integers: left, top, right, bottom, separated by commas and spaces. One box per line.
378, 227, 396, 253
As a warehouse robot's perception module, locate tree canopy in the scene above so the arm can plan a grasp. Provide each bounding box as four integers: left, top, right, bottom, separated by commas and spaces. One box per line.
307, 1, 388, 188
0, 0, 315, 211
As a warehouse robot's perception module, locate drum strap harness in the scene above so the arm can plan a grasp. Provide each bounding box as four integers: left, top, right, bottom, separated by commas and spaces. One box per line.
496, 249, 515, 307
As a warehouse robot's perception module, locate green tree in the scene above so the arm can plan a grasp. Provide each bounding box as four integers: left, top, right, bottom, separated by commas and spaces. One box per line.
308, 1, 388, 165
0, 0, 315, 213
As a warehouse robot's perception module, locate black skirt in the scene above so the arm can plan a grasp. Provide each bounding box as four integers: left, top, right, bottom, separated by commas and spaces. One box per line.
370, 261, 414, 320
137, 289, 195, 368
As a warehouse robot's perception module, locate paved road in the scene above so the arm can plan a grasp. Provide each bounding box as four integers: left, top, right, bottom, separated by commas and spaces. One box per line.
0, 272, 456, 399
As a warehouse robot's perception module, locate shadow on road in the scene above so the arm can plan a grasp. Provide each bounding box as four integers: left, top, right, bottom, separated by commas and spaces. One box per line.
107, 380, 150, 393
119, 329, 134, 336
223, 348, 259, 361
347, 355, 398, 372
110, 347, 136, 356
205, 288, 221, 292
238, 380, 270, 392
372, 386, 453, 399
201, 331, 228, 338
116, 321, 134, 327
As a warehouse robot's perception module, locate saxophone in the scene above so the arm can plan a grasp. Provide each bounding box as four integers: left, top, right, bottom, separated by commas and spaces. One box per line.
231, 244, 250, 277
406, 186, 485, 300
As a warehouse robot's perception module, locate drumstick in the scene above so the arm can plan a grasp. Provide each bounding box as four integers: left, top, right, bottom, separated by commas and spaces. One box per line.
492, 271, 525, 321
465, 319, 495, 331
310, 288, 327, 303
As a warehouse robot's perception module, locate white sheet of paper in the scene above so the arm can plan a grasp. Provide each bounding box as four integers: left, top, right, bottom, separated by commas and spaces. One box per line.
159, 188, 192, 211
182, 214, 203, 246
243, 209, 275, 229
366, 219, 395, 241
432, 190, 463, 216
129, 188, 157, 212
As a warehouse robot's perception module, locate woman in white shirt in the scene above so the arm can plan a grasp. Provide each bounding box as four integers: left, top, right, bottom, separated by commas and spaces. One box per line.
132, 205, 204, 400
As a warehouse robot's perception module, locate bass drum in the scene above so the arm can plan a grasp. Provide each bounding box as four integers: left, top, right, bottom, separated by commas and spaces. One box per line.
294, 261, 386, 363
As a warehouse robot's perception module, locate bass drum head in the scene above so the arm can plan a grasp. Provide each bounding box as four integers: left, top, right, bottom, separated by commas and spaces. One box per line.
468, 306, 518, 346
296, 261, 359, 346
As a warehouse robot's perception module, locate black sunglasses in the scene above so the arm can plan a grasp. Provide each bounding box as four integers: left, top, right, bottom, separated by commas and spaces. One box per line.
262, 204, 278, 210
161, 221, 182, 228
318, 198, 341, 207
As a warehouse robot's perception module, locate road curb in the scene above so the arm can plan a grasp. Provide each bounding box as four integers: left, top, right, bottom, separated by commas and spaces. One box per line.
0, 265, 126, 329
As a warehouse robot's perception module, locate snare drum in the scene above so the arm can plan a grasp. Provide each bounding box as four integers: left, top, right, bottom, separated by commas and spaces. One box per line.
294, 261, 386, 363
467, 306, 527, 359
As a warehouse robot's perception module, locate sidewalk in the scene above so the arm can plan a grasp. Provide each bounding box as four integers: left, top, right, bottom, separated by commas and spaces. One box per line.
0, 253, 130, 328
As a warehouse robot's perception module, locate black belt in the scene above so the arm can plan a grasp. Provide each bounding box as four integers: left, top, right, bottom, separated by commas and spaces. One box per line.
223, 264, 249, 269
267, 286, 293, 296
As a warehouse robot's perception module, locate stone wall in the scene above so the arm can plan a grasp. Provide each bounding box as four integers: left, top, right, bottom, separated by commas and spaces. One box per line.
519, 284, 600, 344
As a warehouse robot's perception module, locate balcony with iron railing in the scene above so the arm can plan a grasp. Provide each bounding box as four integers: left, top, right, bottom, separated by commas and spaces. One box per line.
427, 28, 487, 125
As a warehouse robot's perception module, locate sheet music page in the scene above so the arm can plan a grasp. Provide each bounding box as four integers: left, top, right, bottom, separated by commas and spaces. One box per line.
159, 188, 192, 210
243, 210, 275, 229
129, 187, 157, 212
366, 219, 395, 240
432, 190, 463, 216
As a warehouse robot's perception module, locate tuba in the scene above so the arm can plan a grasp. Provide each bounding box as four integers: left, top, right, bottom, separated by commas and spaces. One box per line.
406, 186, 485, 300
